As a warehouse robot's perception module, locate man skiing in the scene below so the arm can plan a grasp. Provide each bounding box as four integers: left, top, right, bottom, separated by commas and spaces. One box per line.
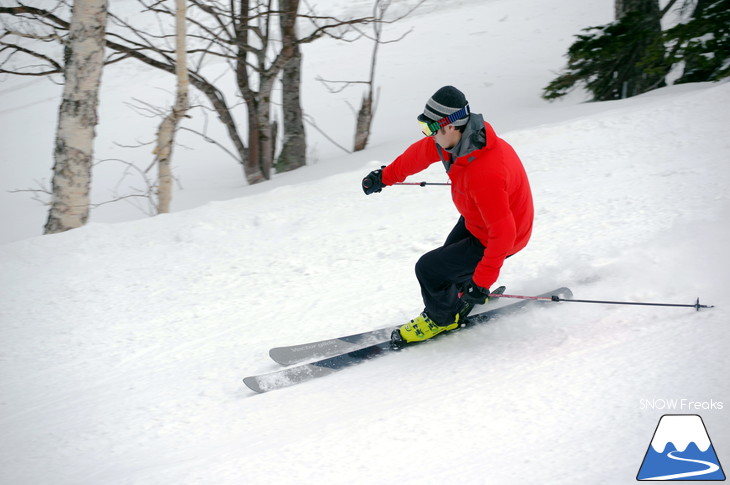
362, 86, 534, 343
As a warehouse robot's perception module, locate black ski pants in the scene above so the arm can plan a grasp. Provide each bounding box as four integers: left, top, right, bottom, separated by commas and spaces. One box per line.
415, 216, 486, 326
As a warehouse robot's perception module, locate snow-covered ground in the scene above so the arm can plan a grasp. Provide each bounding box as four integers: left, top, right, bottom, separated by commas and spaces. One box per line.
1, 0, 729, 483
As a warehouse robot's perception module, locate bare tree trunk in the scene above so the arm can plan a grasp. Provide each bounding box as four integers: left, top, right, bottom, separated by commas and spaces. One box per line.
257, 77, 278, 180
44, 0, 108, 234
353, 34, 378, 152
352, 0, 423, 151
257, 99, 275, 179
353, 27, 378, 152
615, 0, 661, 19
236, 0, 280, 182
353, 1, 385, 152
241, 86, 275, 181
270, 117, 278, 164
235, 0, 266, 184
613, 0, 665, 97
153, 0, 189, 214
353, 91, 373, 152
276, 0, 306, 173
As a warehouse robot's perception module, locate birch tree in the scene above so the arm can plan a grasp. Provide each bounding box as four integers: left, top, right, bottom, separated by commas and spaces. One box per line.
275, 0, 305, 173
44, 0, 108, 234
1, 2, 372, 186
152, 0, 188, 214
112, 1, 371, 183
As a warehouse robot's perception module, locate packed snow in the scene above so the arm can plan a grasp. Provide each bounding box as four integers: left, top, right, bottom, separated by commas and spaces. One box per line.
1, 0, 729, 484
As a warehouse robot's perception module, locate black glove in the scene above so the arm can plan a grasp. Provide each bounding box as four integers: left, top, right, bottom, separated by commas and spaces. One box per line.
461, 280, 491, 306
362, 166, 386, 195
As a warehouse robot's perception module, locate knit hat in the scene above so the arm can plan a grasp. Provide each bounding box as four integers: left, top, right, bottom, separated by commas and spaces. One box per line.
417, 86, 470, 127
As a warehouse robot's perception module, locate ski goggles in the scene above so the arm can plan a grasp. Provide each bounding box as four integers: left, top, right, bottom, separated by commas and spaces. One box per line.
418, 105, 470, 137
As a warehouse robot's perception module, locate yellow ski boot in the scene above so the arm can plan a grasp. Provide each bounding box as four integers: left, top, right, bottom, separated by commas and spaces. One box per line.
396, 312, 461, 344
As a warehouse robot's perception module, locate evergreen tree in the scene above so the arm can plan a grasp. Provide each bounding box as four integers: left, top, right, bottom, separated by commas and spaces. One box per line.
664, 0, 730, 84
543, 4, 666, 101
543, 0, 730, 101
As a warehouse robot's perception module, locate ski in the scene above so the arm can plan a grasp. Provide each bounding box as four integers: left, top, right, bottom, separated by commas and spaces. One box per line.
268, 286, 506, 366
244, 287, 572, 393
269, 326, 396, 366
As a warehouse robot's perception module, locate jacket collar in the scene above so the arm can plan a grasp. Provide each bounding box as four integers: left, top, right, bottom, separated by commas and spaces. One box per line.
443, 112, 487, 159
437, 113, 490, 171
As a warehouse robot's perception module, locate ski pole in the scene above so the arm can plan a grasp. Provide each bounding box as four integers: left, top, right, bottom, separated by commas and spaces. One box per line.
490, 293, 714, 311
394, 181, 451, 187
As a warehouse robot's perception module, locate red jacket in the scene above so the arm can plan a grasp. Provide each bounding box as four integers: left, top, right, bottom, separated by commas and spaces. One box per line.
381, 121, 533, 289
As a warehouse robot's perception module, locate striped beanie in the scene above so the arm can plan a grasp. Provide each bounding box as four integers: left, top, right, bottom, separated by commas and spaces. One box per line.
417, 86, 470, 127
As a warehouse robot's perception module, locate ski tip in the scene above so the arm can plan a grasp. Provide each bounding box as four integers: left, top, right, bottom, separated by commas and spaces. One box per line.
243, 376, 266, 394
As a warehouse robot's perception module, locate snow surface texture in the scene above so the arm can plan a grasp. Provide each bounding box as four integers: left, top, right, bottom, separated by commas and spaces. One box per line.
1, 0, 729, 483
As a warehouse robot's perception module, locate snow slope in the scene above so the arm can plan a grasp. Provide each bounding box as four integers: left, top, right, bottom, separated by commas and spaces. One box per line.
2, 80, 729, 485
2, 0, 730, 484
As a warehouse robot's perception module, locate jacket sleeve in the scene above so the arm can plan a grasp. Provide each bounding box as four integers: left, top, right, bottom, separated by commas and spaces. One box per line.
471, 172, 517, 289
381, 137, 441, 186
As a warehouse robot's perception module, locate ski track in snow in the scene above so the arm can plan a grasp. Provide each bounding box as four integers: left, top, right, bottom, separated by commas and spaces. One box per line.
2, 0, 730, 483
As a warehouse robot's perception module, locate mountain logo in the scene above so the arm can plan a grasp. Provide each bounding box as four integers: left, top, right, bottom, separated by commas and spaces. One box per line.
637, 414, 726, 481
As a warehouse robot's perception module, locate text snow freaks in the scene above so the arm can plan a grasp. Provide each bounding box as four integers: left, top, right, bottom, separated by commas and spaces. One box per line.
640, 399, 724, 411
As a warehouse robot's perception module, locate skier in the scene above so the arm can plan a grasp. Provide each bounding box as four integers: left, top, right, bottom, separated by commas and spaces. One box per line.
362, 86, 534, 343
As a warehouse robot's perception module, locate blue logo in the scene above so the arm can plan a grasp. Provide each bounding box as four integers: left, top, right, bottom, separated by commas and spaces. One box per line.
637, 414, 726, 481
